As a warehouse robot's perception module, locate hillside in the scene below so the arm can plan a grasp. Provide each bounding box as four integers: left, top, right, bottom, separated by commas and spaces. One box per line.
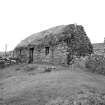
1, 64, 105, 105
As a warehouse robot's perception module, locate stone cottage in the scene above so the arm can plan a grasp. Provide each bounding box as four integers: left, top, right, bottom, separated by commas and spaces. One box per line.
14, 24, 93, 65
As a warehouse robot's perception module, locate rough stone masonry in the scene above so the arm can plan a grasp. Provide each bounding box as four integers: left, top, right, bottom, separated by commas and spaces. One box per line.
14, 24, 93, 65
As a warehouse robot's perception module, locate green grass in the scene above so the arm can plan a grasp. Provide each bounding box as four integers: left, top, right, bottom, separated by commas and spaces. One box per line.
1, 64, 105, 105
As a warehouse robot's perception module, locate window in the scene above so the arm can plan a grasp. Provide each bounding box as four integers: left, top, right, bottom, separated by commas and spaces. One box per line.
45, 47, 49, 55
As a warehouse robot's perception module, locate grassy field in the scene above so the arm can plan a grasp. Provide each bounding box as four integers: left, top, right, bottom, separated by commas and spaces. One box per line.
0, 63, 105, 105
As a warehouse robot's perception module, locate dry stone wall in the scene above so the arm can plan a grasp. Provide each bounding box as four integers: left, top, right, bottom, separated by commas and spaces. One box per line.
53, 42, 68, 65
32, 42, 68, 65
14, 24, 93, 65
15, 48, 29, 63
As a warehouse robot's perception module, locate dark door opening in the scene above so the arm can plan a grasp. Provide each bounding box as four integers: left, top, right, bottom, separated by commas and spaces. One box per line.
29, 48, 34, 63
45, 47, 49, 55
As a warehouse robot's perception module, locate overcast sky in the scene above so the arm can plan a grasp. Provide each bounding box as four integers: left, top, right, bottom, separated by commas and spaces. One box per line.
0, 0, 105, 51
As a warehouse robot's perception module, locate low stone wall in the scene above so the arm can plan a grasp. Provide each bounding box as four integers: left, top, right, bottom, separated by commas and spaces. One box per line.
14, 48, 29, 63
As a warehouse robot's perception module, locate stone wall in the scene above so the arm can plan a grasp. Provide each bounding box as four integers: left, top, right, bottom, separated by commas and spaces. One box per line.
33, 48, 51, 63
15, 42, 68, 65
15, 48, 29, 63
32, 42, 68, 65
53, 42, 68, 65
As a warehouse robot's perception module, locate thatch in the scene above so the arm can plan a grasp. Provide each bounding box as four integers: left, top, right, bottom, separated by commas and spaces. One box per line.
15, 24, 92, 52
15, 25, 66, 49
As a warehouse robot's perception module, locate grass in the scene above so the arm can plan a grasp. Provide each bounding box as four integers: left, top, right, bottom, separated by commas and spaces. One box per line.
0, 63, 105, 105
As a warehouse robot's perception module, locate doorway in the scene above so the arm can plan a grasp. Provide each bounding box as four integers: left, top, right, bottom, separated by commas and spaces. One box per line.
29, 48, 34, 63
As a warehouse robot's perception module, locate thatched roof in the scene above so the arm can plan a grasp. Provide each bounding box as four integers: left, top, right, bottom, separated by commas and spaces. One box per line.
15, 24, 88, 50
15, 25, 66, 49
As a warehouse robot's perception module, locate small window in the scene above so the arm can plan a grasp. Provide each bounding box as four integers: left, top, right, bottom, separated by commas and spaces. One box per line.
45, 47, 49, 55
